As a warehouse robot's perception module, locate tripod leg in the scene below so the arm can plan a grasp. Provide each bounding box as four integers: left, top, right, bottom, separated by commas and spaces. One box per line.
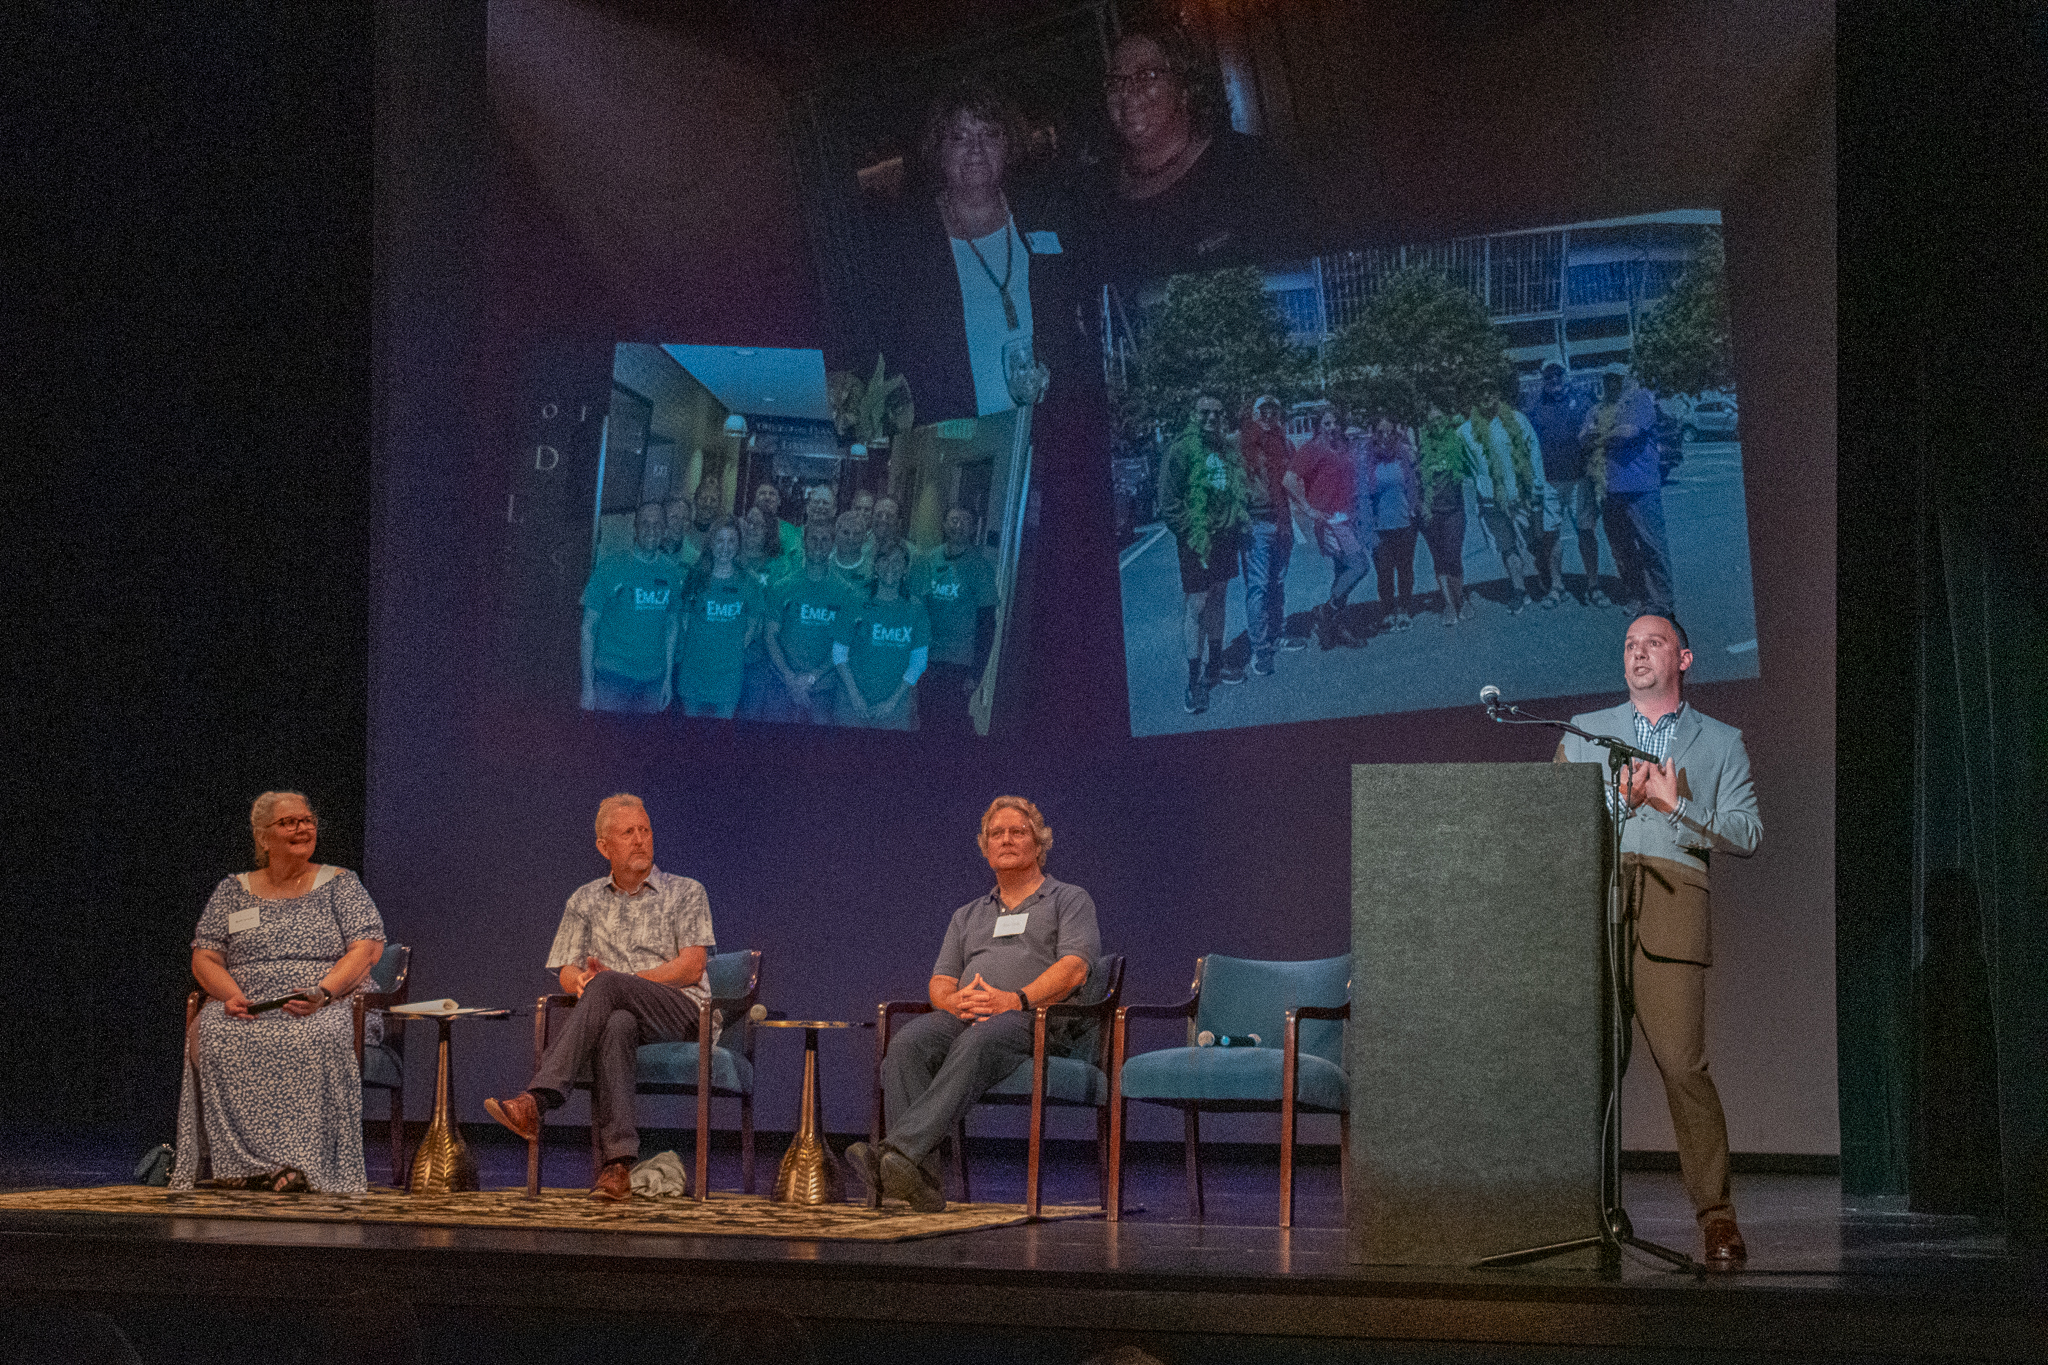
1622, 1234, 1703, 1274
1473, 1234, 1606, 1269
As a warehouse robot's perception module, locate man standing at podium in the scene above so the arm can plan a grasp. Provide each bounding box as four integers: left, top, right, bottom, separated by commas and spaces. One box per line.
1558, 613, 1760, 1268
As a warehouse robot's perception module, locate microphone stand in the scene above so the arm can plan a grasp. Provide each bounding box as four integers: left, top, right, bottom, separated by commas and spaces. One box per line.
1472, 698, 1700, 1275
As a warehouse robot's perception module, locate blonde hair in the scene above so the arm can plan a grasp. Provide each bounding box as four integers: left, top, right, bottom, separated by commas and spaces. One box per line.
595, 793, 648, 839
978, 795, 1052, 868
249, 790, 316, 868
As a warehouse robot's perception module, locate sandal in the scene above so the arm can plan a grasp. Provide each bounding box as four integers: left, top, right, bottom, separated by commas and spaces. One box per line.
266, 1167, 310, 1194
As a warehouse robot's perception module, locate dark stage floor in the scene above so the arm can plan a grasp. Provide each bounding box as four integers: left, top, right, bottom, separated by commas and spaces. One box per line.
0, 1128, 2037, 1365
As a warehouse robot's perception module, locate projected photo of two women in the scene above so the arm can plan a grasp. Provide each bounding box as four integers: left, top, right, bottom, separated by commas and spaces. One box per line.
498, 61, 1759, 742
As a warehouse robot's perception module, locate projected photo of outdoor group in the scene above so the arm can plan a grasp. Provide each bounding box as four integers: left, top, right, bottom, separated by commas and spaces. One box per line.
1108, 211, 1761, 736
548, 342, 1029, 736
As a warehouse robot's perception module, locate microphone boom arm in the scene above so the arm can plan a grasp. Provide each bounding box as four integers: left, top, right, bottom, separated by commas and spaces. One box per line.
1486, 700, 1660, 768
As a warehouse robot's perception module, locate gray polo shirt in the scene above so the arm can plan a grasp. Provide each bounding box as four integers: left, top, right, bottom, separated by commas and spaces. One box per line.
933, 875, 1100, 995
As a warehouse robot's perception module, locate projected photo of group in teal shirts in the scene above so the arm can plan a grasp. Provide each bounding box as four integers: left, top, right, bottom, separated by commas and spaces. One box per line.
502, 341, 1032, 736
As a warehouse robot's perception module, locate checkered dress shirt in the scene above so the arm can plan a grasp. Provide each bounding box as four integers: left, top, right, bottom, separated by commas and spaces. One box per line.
1630, 703, 1689, 827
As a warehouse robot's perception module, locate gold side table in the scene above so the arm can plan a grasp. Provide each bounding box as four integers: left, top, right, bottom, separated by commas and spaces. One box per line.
395, 1009, 510, 1194
757, 1020, 864, 1204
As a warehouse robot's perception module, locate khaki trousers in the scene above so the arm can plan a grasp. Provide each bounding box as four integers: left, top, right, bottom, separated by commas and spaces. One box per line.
1630, 936, 1735, 1225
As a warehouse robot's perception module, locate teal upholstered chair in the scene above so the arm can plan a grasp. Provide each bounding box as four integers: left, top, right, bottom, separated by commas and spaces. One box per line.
1109, 954, 1351, 1226
526, 949, 763, 1201
872, 954, 1124, 1216
354, 943, 413, 1185
181, 941, 413, 1187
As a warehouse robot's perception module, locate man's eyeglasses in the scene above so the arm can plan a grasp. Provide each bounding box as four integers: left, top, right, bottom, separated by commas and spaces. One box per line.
1103, 67, 1173, 97
269, 816, 317, 833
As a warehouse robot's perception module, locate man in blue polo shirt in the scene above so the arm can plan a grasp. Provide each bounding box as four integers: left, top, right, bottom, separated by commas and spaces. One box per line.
1587, 365, 1675, 616
847, 796, 1101, 1213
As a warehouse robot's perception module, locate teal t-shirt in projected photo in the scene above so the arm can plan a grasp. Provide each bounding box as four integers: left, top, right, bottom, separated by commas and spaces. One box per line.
772, 573, 857, 674
915, 545, 997, 666
842, 594, 931, 706
582, 552, 680, 682
675, 573, 761, 692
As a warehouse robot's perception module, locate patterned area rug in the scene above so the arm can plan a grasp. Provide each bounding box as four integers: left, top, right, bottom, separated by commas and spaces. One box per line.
0, 1186, 1099, 1243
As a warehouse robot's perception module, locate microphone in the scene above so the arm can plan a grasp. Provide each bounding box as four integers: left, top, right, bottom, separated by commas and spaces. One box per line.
1196, 1031, 1262, 1048
1480, 684, 1501, 715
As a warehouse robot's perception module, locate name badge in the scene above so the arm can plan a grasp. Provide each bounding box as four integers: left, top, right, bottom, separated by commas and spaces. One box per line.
1025, 230, 1062, 254
992, 913, 1028, 938
227, 907, 261, 934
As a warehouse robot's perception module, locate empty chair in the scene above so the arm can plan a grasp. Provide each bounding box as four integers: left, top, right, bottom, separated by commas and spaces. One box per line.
1109, 953, 1351, 1226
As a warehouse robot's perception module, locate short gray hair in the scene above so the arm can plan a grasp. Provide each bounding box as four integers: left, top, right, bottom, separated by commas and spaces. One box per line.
249, 790, 315, 868
595, 793, 648, 839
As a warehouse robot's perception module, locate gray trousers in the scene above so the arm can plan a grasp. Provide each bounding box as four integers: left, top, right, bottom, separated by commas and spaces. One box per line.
880, 1009, 1035, 1166
531, 970, 701, 1165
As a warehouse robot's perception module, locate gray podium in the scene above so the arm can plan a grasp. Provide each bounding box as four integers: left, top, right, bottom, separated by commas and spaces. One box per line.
1348, 762, 1607, 1266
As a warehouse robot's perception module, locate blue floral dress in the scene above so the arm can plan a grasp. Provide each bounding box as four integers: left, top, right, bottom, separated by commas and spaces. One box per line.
170, 867, 386, 1192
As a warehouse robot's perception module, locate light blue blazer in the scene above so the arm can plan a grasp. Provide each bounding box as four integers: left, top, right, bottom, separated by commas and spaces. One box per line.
1557, 701, 1761, 964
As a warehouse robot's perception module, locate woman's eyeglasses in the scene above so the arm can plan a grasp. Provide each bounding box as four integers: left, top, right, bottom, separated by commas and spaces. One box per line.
269, 817, 317, 832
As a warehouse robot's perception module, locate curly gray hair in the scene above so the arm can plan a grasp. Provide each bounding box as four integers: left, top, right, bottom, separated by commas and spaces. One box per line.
978, 795, 1053, 869
249, 790, 316, 868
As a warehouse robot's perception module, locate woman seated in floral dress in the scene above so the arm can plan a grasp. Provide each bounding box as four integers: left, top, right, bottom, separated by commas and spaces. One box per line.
170, 791, 387, 1193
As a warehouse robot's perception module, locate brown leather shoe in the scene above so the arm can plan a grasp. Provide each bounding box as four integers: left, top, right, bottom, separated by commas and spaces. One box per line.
484, 1091, 541, 1142
590, 1159, 633, 1202
1702, 1216, 1747, 1268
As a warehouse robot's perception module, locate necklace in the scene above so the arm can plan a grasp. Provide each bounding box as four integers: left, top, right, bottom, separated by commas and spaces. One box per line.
1122, 133, 1208, 199
960, 215, 1020, 331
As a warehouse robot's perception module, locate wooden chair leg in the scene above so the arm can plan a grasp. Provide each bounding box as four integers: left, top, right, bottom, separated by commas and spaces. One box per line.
1025, 1106, 1043, 1220
525, 1131, 541, 1199
388, 1085, 406, 1188
695, 1081, 712, 1203
1279, 1096, 1297, 1229
1108, 1098, 1126, 1222
952, 1119, 972, 1204
741, 1092, 756, 1195
1185, 1107, 1204, 1221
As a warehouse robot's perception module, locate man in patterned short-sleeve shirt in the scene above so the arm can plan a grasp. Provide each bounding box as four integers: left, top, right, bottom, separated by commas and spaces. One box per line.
486, 794, 717, 1200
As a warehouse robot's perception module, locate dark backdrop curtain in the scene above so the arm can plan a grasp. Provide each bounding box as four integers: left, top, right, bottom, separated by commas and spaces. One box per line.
1911, 458, 2045, 1226
1837, 1, 2047, 1244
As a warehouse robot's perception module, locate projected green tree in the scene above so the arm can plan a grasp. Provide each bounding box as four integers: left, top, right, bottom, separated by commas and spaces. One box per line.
1324, 266, 1514, 425
1632, 229, 1733, 396
1119, 267, 1309, 439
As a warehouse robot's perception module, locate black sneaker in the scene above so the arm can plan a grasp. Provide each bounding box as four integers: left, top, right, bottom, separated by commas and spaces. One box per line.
1251, 653, 1276, 677
880, 1147, 947, 1213
1509, 592, 1532, 615
1184, 681, 1208, 714
845, 1141, 883, 1202
1277, 634, 1309, 651
1218, 664, 1245, 685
